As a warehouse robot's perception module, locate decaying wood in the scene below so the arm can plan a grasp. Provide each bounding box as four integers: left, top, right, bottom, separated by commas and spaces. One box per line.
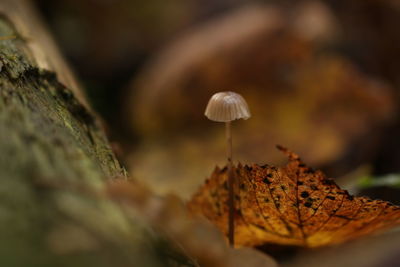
0, 0, 193, 266
0, 0, 86, 107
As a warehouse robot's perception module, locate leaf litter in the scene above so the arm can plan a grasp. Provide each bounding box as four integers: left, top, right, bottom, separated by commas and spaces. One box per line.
188, 146, 400, 248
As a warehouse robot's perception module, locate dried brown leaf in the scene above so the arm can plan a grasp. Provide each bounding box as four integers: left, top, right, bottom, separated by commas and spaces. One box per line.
188, 146, 400, 248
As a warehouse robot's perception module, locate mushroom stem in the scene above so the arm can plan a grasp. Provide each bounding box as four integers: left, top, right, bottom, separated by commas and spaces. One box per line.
225, 121, 235, 247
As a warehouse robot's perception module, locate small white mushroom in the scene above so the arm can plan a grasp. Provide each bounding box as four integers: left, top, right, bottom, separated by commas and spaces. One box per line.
205, 91, 251, 122
204, 91, 251, 247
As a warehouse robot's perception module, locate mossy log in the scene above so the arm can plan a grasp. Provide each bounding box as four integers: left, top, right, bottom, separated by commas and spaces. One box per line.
0, 1, 193, 266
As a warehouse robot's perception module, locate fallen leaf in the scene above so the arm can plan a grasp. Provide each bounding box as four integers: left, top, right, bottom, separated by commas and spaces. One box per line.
187, 146, 400, 248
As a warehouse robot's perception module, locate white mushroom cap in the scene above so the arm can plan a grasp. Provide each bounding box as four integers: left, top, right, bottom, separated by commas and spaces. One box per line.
205, 91, 251, 122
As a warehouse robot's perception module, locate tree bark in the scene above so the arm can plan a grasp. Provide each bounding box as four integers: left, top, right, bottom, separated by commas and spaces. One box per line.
0, 1, 191, 266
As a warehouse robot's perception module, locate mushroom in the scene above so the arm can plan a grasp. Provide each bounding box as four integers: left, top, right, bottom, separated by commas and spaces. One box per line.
205, 91, 251, 246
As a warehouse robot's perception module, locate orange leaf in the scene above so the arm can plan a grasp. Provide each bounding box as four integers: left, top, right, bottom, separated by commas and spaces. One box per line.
187, 146, 400, 248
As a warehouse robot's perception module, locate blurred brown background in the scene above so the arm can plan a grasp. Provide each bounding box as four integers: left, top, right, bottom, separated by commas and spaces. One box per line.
34, 0, 400, 199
